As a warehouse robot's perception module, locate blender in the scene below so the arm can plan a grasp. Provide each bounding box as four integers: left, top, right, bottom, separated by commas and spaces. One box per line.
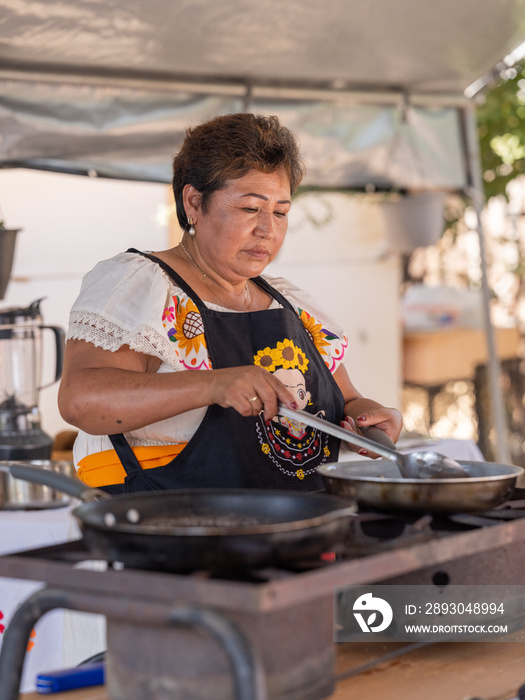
0, 299, 65, 459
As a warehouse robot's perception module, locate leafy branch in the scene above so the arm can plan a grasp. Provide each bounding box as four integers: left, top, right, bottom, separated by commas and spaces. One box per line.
477, 64, 525, 201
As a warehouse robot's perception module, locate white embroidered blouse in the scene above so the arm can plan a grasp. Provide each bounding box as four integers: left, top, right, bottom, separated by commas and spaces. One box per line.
67, 251, 349, 467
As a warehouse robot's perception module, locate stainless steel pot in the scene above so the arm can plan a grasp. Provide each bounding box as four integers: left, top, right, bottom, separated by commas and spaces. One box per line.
317, 460, 524, 513
0, 460, 75, 509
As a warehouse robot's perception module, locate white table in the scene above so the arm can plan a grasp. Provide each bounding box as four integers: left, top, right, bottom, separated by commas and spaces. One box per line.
0, 504, 76, 692
339, 436, 485, 462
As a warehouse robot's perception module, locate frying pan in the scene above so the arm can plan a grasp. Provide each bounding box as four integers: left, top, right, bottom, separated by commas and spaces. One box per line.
317, 460, 524, 513
0, 462, 356, 572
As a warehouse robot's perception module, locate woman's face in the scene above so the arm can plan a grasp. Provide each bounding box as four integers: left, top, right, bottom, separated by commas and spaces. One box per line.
186, 169, 292, 283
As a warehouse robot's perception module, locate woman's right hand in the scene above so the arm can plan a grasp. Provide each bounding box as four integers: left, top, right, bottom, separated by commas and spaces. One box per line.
209, 365, 298, 421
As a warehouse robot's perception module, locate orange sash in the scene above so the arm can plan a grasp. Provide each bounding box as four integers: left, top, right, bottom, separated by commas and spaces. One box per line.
77, 444, 187, 487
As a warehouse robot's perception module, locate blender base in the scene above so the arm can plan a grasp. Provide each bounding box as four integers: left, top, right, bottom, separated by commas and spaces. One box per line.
0, 431, 53, 460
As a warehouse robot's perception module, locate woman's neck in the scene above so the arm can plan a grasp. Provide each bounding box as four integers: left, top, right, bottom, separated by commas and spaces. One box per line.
177, 238, 251, 311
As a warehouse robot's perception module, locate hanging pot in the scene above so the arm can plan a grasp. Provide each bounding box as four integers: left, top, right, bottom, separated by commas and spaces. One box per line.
378, 192, 446, 253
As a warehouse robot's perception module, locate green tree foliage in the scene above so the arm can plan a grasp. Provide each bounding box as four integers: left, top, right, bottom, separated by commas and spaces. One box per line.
477, 65, 525, 201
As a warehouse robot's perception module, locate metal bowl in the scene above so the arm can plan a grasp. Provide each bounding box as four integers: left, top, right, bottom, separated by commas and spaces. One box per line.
0, 459, 76, 509
317, 459, 524, 513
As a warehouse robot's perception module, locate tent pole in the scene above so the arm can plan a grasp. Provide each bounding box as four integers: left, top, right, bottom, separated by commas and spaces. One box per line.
461, 103, 511, 464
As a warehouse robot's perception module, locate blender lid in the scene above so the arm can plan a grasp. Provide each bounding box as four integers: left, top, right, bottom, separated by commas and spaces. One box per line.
0, 299, 44, 324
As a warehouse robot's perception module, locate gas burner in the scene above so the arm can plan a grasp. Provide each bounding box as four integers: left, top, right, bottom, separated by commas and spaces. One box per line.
339, 510, 475, 558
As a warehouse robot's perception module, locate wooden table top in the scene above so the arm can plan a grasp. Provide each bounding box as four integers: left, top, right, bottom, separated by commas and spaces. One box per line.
402, 326, 521, 386
22, 634, 525, 700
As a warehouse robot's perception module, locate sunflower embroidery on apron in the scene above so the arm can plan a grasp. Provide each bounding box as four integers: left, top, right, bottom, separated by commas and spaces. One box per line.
253, 339, 333, 480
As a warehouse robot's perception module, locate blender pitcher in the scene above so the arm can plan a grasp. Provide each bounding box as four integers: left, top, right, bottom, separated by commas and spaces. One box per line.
0, 299, 65, 459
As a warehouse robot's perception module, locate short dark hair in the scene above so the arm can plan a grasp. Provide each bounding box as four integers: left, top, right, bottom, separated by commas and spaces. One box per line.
171, 113, 305, 232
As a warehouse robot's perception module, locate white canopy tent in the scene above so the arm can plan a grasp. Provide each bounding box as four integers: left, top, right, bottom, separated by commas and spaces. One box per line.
1, 0, 524, 185
1, 0, 525, 460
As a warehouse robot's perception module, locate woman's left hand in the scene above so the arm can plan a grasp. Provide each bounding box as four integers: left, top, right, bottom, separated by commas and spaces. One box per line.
333, 364, 403, 459
340, 406, 403, 459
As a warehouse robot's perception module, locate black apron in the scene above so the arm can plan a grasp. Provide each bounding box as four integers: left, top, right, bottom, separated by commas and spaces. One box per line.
104, 250, 345, 494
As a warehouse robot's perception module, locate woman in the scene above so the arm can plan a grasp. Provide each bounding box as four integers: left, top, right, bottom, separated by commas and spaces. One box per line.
58, 113, 402, 494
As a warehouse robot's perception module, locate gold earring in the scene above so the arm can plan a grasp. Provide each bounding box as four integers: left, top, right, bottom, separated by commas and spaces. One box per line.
188, 217, 196, 236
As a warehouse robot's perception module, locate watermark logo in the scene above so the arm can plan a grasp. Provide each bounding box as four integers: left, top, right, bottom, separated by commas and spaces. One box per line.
336, 585, 520, 642
353, 592, 393, 633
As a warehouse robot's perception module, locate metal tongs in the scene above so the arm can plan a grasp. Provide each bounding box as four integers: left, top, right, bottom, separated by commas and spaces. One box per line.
279, 406, 468, 480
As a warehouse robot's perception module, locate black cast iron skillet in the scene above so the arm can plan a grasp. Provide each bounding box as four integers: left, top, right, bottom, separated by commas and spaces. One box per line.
0, 462, 356, 572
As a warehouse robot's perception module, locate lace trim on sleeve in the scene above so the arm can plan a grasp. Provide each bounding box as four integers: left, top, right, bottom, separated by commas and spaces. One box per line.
67, 310, 181, 368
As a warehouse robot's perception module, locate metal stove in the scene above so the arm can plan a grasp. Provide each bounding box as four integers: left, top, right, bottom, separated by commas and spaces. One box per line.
2, 492, 525, 700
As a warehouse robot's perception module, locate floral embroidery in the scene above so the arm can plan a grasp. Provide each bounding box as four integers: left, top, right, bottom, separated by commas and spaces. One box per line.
254, 347, 277, 372
163, 296, 210, 370
162, 292, 346, 374
299, 309, 330, 356
256, 419, 331, 480
298, 307, 347, 371
324, 334, 348, 373
162, 304, 176, 323
255, 339, 309, 374
275, 339, 309, 372
173, 299, 205, 352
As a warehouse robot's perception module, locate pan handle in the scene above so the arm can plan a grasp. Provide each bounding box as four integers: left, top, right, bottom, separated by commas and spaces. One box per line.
0, 462, 110, 502
360, 426, 397, 450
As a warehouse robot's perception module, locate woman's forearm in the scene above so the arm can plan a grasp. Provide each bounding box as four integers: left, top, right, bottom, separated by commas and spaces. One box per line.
59, 361, 298, 435
58, 366, 215, 435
